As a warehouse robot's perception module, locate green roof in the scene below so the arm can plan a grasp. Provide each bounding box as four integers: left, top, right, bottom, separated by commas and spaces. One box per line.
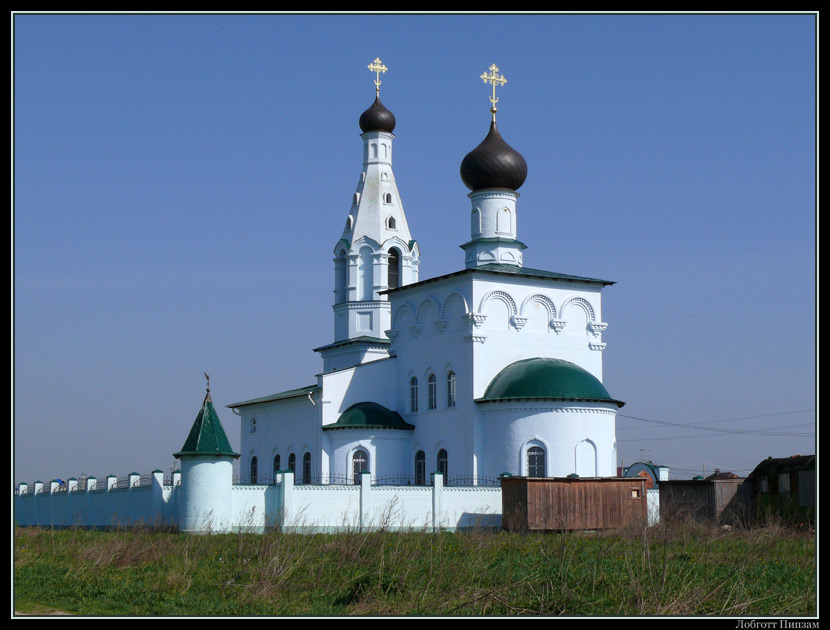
228, 385, 321, 409
313, 336, 390, 353
459, 237, 528, 250
477, 357, 625, 407
323, 401, 415, 431
174, 391, 240, 459
381, 265, 614, 296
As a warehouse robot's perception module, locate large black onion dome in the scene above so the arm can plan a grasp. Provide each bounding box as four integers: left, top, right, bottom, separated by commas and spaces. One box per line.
359, 95, 396, 133
460, 120, 527, 192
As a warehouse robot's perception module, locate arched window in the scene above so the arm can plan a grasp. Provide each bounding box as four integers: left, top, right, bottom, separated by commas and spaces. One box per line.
386, 215, 397, 230
415, 450, 426, 486
409, 377, 419, 413
387, 248, 400, 289
288, 453, 296, 475
446, 371, 456, 408
384, 192, 392, 204
302, 452, 312, 484
527, 446, 546, 477
273, 454, 281, 479
427, 373, 437, 410
437, 449, 448, 483
250, 417, 257, 433
352, 449, 369, 484
250, 456, 258, 485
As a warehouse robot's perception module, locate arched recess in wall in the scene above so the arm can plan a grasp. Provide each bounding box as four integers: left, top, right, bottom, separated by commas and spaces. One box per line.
561, 297, 595, 337
471, 207, 482, 236
496, 207, 512, 234
358, 246, 374, 301
480, 290, 517, 331
416, 297, 440, 336
575, 439, 597, 477
441, 292, 469, 332
521, 294, 556, 333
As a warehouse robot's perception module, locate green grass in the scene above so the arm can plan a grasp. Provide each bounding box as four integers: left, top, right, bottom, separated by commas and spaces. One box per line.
14, 520, 816, 616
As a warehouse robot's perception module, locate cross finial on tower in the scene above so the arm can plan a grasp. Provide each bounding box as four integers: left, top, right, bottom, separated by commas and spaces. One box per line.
368, 57, 388, 95
204, 372, 211, 393
481, 64, 507, 121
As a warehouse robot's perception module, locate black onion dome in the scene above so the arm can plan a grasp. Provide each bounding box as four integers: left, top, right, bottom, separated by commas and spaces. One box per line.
460, 120, 527, 192
359, 95, 396, 133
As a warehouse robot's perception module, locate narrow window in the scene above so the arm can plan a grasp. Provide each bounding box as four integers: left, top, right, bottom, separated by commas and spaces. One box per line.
410, 377, 419, 413
415, 451, 426, 486
446, 371, 456, 408
250, 417, 257, 433
387, 248, 400, 289
336, 249, 348, 303
386, 215, 397, 230
437, 449, 448, 483
302, 452, 312, 485
352, 449, 369, 484
527, 446, 546, 477
384, 192, 392, 204
288, 453, 296, 475
250, 456, 258, 485
428, 373, 437, 410
273, 454, 281, 479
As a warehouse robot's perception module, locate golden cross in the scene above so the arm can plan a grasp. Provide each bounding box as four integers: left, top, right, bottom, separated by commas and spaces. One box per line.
481, 64, 507, 118
368, 57, 388, 94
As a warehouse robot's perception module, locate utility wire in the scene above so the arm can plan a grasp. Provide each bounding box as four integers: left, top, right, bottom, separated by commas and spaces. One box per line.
618, 410, 815, 436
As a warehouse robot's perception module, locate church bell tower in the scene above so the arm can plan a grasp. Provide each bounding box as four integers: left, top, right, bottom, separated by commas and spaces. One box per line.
317, 59, 420, 372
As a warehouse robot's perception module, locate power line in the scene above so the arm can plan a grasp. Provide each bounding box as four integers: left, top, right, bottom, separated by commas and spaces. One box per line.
617, 410, 816, 437
617, 421, 815, 434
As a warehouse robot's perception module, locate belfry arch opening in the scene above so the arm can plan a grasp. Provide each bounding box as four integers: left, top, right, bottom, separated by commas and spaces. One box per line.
387, 247, 401, 290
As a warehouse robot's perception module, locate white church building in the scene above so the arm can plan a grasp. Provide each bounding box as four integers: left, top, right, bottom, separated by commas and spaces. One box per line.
15, 62, 628, 533
229, 62, 624, 491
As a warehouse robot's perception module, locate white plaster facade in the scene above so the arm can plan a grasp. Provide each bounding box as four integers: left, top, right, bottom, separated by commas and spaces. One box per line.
229, 94, 624, 490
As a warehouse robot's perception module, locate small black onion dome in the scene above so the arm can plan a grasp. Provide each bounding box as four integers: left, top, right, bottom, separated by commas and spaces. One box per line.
460, 120, 527, 192
359, 95, 396, 133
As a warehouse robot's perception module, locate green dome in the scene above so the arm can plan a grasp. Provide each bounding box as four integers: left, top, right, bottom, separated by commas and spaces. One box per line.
479, 358, 624, 407
323, 401, 415, 431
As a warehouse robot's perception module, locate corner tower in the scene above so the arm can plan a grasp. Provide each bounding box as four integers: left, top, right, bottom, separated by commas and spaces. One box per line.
321, 59, 420, 372
459, 64, 528, 269
174, 375, 240, 533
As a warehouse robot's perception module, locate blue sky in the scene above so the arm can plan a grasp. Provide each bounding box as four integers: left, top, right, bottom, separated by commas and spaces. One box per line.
13, 13, 816, 484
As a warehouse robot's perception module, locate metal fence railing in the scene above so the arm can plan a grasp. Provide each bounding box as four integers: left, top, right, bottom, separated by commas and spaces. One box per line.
232, 473, 504, 488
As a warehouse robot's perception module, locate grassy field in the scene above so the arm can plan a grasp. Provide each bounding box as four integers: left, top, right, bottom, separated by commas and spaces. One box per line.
14, 519, 816, 617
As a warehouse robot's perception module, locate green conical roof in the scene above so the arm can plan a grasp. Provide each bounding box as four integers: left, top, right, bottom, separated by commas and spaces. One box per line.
174, 390, 240, 459
478, 357, 625, 407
